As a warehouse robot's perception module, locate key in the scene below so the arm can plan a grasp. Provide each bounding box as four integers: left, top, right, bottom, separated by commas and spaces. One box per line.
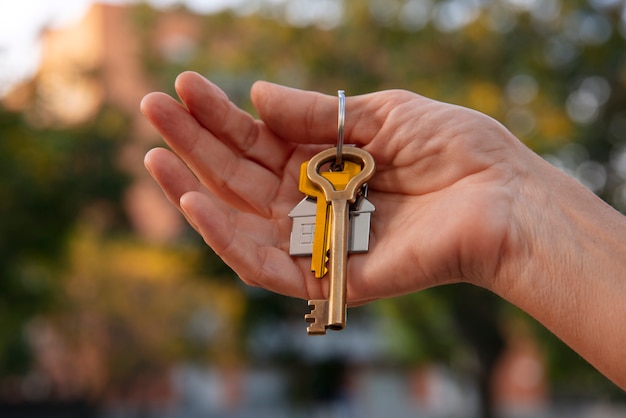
297, 161, 330, 278
304, 147, 375, 334
297, 160, 363, 278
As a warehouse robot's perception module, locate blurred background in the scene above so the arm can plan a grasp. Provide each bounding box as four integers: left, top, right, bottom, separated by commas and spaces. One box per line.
1, 0, 626, 417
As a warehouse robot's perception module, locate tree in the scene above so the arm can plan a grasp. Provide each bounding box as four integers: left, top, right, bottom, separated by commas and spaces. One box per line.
0, 104, 129, 376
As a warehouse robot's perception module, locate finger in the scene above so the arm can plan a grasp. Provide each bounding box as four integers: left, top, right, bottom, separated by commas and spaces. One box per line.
179, 191, 309, 298
251, 81, 390, 148
144, 147, 202, 210
251, 81, 337, 145
141, 90, 214, 164
144, 147, 313, 296
141, 91, 281, 216
174, 72, 295, 173
144, 147, 208, 233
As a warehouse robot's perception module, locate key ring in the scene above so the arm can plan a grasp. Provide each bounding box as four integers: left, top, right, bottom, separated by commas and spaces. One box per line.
333, 90, 345, 171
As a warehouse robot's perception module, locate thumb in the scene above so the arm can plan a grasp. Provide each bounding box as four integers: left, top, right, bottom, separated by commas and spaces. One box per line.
251, 81, 340, 145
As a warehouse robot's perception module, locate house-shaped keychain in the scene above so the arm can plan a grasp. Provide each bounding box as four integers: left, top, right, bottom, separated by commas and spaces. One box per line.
288, 196, 375, 256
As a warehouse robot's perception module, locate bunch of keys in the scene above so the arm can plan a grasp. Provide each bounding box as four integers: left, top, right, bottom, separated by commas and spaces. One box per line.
288, 90, 376, 335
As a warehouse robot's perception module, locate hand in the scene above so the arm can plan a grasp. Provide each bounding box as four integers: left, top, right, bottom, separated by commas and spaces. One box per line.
141, 71, 530, 304
143, 72, 626, 388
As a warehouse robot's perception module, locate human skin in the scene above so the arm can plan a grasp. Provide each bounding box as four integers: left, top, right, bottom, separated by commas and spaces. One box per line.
141, 71, 626, 389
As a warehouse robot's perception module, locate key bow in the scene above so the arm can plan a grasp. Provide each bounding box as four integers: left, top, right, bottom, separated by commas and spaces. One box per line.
306, 147, 376, 201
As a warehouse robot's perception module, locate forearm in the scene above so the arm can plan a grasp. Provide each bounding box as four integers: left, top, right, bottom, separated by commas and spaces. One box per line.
496, 152, 626, 389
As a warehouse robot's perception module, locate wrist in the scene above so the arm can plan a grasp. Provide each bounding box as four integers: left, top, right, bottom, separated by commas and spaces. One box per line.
493, 153, 626, 388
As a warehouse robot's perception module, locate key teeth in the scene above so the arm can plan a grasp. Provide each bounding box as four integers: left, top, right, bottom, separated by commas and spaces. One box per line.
317, 254, 329, 279
312, 251, 330, 279
305, 300, 328, 335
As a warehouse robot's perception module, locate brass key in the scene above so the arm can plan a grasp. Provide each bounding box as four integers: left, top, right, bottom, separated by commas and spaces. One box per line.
304, 147, 375, 334
297, 160, 363, 278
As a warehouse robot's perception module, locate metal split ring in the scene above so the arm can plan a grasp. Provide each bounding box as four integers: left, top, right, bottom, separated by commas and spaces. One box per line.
334, 90, 345, 170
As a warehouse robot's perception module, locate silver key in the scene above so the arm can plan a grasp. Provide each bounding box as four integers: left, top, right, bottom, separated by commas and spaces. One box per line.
304, 147, 376, 334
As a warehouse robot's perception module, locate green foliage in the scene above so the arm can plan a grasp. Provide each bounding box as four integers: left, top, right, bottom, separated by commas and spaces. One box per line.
0, 105, 130, 374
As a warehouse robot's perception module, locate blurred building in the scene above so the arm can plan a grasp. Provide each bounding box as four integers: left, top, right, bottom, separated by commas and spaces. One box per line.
4, 3, 186, 243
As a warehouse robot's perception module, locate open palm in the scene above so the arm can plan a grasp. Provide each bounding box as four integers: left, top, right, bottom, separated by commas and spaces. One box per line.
142, 71, 526, 305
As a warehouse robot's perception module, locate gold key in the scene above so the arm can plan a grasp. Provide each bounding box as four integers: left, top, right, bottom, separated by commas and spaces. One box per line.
304, 147, 375, 334
298, 160, 362, 278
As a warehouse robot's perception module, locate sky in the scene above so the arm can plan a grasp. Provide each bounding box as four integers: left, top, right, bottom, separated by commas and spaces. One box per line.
0, 0, 95, 95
